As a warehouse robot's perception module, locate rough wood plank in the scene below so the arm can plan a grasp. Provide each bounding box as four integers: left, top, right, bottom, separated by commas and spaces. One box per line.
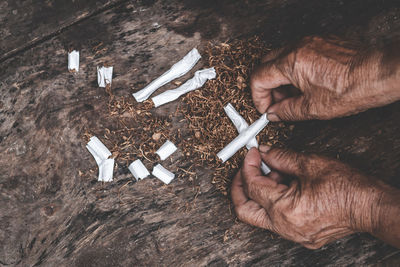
0, 0, 130, 62
1, 0, 399, 266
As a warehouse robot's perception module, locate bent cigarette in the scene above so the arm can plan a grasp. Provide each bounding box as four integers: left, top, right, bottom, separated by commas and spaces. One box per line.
86, 136, 114, 182
129, 159, 150, 180
217, 113, 269, 163
68, 50, 79, 72
224, 103, 258, 149
156, 140, 177, 160
133, 48, 201, 102
152, 67, 216, 107
152, 164, 175, 184
97, 66, 113, 87
224, 103, 271, 174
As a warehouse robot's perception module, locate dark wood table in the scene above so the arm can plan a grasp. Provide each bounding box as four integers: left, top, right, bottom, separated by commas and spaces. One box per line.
1, 0, 399, 265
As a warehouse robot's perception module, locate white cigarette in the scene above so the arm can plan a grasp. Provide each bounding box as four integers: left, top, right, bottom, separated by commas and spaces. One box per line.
128, 159, 150, 180
156, 140, 177, 160
68, 50, 79, 72
224, 103, 271, 174
86, 136, 114, 182
97, 66, 113, 87
133, 48, 201, 102
152, 67, 216, 107
152, 164, 175, 184
217, 113, 269, 163
86, 136, 112, 163
98, 158, 114, 182
224, 103, 258, 149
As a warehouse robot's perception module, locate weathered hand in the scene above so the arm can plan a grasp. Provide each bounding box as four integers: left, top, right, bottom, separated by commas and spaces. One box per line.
231, 146, 400, 249
250, 36, 400, 121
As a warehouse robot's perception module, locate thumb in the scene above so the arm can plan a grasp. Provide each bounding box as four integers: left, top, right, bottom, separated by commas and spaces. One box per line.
267, 95, 312, 122
242, 148, 288, 207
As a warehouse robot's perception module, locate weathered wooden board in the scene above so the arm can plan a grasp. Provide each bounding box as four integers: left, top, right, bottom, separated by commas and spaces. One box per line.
1, 0, 399, 266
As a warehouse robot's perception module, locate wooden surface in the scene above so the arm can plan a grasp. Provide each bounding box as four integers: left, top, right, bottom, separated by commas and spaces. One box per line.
1, 0, 399, 266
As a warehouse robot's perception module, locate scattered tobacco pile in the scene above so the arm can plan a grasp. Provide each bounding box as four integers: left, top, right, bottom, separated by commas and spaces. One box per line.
179, 37, 292, 194
84, 36, 292, 195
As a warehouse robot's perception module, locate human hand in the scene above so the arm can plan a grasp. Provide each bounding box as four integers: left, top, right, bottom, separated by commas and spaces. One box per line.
231, 147, 400, 249
250, 36, 400, 121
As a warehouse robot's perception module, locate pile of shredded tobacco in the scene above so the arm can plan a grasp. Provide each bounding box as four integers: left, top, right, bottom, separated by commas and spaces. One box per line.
83, 36, 293, 195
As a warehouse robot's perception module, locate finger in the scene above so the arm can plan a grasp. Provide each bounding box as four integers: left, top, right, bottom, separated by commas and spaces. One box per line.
231, 171, 274, 230
262, 47, 285, 63
267, 95, 313, 121
266, 171, 285, 184
242, 148, 288, 205
250, 62, 291, 113
272, 85, 302, 103
260, 148, 306, 177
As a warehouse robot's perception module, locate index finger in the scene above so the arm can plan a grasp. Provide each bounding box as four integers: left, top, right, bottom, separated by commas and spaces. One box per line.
250, 62, 290, 113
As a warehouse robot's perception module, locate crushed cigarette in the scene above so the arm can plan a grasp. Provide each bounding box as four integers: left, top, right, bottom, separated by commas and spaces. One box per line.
133, 48, 201, 102
224, 103, 258, 149
68, 50, 79, 72
152, 164, 175, 184
156, 140, 177, 160
128, 159, 150, 180
217, 113, 269, 163
152, 67, 216, 107
98, 158, 114, 182
224, 103, 271, 175
97, 66, 113, 87
86, 136, 114, 182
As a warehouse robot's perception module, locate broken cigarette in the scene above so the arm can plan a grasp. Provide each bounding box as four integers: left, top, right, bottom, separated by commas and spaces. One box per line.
152, 164, 175, 184
224, 103, 271, 174
156, 140, 177, 160
86, 136, 114, 182
133, 48, 201, 102
129, 159, 150, 180
97, 66, 113, 87
68, 50, 79, 72
224, 103, 258, 149
217, 113, 269, 163
152, 67, 216, 107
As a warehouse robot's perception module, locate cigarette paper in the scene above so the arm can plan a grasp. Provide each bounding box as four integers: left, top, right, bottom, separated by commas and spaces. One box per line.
133, 48, 201, 102
68, 50, 79, 72
86, 136, 114, 182
97, 66, 113, 87
86, 136, 112, 164
152, 67, 216, 107
98, 158, 114, 182
156, 140, 177, 160
224, 104, 271, 174
224, 103, 258, 149
217, 113, 269, 163
152, 164, 175, 184
129, 159, 150, 180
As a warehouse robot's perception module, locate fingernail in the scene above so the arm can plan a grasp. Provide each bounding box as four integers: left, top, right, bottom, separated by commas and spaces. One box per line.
259, 145, 271, 153
267, 112, 280, 122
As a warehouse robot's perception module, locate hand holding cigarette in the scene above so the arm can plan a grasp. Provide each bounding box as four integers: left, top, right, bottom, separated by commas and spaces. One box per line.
250, 36, 400, 121
231, 147, 400, 249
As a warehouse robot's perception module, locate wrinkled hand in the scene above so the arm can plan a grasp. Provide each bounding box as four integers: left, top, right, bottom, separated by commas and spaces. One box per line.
231, 147, 388, 249
251, 36, 400, 121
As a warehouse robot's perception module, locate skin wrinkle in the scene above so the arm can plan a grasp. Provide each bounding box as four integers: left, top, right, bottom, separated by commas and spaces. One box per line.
233, 36, 400, 248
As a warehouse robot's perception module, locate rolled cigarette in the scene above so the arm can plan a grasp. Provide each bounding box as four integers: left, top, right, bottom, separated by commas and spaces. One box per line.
97, 66, 113, 87
129, 159, 150, 180
156, 140, 178, 160
98, 158, 114, 182
224, 103, 271, 174
217, 113, 269, 163
152, 164, 175, 184
133, 48, 201, 102
68, 50, 79, 72
86, 136, 114, 182
152, 67, 216, 107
